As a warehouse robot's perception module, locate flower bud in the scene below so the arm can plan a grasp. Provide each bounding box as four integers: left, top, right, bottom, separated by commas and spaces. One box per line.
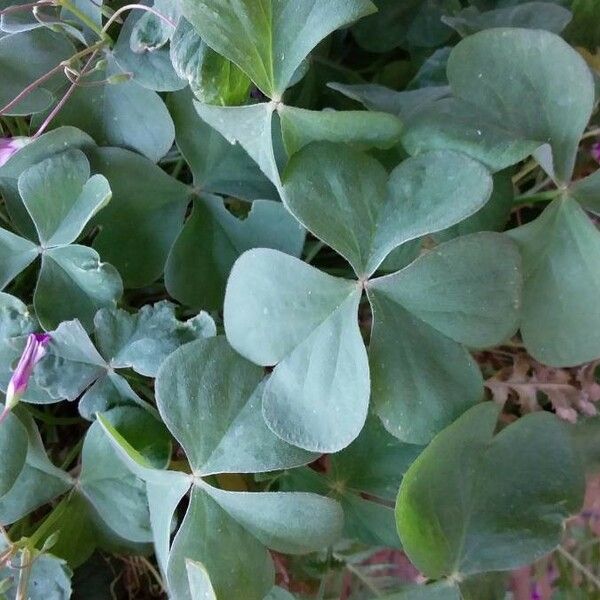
0, 137, 30, 168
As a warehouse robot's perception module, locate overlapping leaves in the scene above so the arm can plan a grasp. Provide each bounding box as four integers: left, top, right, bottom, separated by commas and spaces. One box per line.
100, 336, 343, 600
225, 142, 522, 451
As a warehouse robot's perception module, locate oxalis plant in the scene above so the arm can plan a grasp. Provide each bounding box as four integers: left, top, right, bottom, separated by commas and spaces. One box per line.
0, 0, 599, 599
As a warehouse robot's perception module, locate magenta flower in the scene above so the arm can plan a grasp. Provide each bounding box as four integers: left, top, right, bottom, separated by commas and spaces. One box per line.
592, 142, 600, 164
2, 333, 51, 419
0, 137, 29, 168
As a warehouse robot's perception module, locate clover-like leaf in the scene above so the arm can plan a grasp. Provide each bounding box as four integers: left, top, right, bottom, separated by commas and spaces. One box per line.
0, 404, 28, 496
180, 0, 376, 98
166, 195, 304, 310
368, 232, 521, 444
0, 545, 72, 600
281, 415, 423, 548
351, 0, 457, 53
396, 403, 584, 578
51, 56, 175, 163
36, 302, 215, 417
278, 105, 403, 156
403, 28, 595, 183
0, 29, 75, 116
170, 17, 251, 105
101, 336, 343, 600
282, 142, 493, 278
0, 149, 122, 330
508, 196, 600, 366
86, 146, 191, 288
0, 409, 73, 525
168, 90, 277, 201
0, 293, 53, 404
329, 82, 450, 121
225, 249, 369, 452
194, 102, 282, 187
113, 5, 186, 93
156, 337, 317, 474
443, 3, 572, 37
18, 149, 111, 247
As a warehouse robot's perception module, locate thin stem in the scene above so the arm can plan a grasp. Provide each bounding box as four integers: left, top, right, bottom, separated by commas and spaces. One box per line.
556, 545, 600, 589
101, 3, 177, 35
512, 159, 539, 185
344, 562, 383, 597
514, 189, 561, 206
15, 548, 32, 600
58, 0, 108, 40
0, 41, 105, 116
582, 127, 600, 141
33, 49, 100, 139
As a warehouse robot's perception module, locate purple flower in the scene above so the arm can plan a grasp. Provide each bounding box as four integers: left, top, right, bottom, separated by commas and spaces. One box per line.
0, 137, 29, 168
592, 142, 600, 164
4, 333, 51, 413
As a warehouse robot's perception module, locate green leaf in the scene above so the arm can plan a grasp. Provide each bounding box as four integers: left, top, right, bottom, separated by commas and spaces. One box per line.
0, 293, 53, 404
328, 82, 450, 121
404, 29, 595, 183
435, 169, 514, 241
34, 319, 106, 402
51, 57, 175, 163
94, 301, 216, 377
0, 409, 72, 525
200, 483, 343, 554
0, 127, 96, 238
352, 0, 458, 53
167, 486, 274, 600
79, 417, 153, 543
565, 0, 600, 50
113, 6, 186, 92
156, 336, 316, 474
508, 196, 600, 366
170, 18, 251, 105
97, 414, 192, 575
0, 406, 28, 496
35, 244, 122, 331
371, 233, 521, 348
282, 143, 492, 277
570, 168, 600, 215
0, 29, 75, 115
0, 227, 37, 289
396, 403, 585, 578
168, 90, 277, 200
180, 0, 376, 98
224, 249, 369, 452
165, 195, 305, 310
443, 3, 572, 36
381, 582, 460, 600
18, 149, 111, 247
0, 550, 72, 600
368, 293, 482, 445
368, 233, 520, 444
87, 146, 190, 288
278, 105, 403, 156
199, 379, 318, 476
186, 560, 217, 600
193, 102, 281, 187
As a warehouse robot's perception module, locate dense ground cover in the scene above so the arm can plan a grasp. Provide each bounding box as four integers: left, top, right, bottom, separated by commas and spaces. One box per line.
0, 0, 600, 598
